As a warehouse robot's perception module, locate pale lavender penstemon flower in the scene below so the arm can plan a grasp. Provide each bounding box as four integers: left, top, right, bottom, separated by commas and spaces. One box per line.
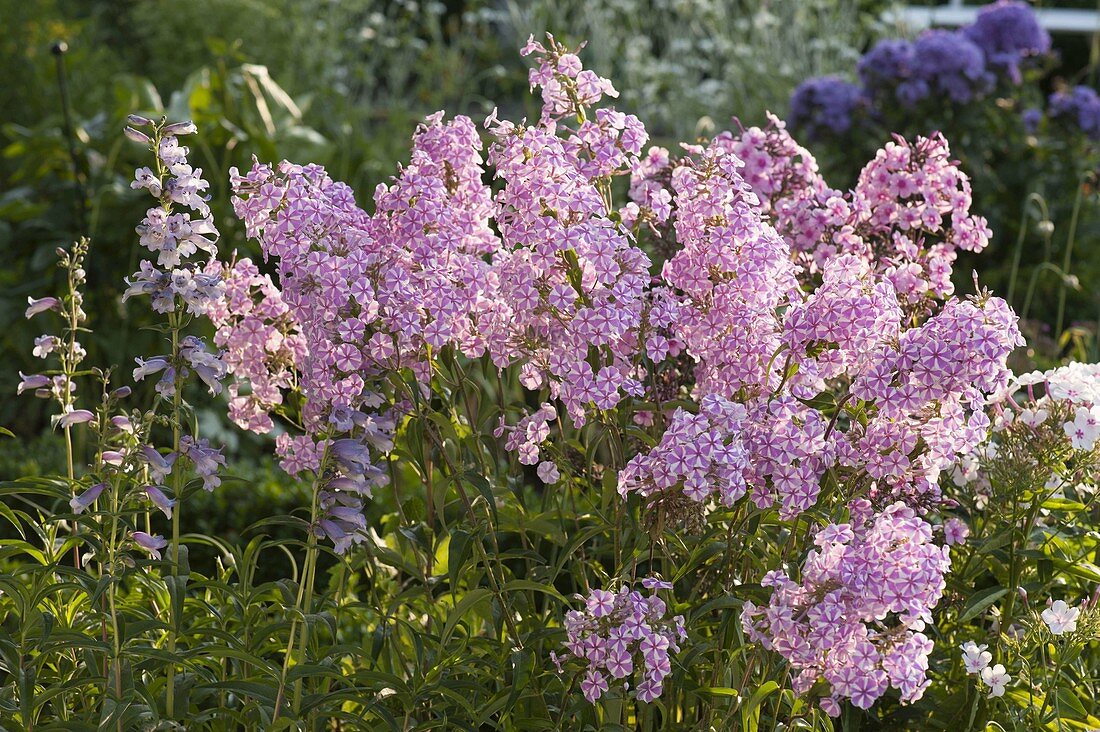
123, 115, 228, 556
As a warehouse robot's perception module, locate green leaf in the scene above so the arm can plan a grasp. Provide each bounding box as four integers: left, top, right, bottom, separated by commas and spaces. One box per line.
1051, 557, 1100, 584
741, 680, 780, 732
441, 588, 493, 646
958, 586, 1009, 623
448, 529, 474, 591
1057, 687, 1089, 720
461, 470, 497, 523
502, 579, 568, 605
1042, 497, 1086, 511
977, 528, 1013, 554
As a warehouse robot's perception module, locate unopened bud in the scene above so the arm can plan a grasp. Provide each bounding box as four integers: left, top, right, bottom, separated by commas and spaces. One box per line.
162, 120, 197, 136
124, 126, 152, 144
126, 114, 154, 127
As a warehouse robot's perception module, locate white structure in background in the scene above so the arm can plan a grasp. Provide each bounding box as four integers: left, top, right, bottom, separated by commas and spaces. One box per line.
887, 1, 1100, 34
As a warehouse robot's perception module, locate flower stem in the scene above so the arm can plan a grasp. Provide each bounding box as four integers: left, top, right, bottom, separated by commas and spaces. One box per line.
274, 447, 327, 722
166, 313, 182, 719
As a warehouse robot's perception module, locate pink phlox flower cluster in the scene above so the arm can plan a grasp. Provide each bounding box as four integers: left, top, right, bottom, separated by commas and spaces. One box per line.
206, 257, 306, 434
741, 501, 951, 712
521, 34, 619, 125
229, 157, 381, 428
229, 158, 392, 553
742, 396, 836, 519
479, 74, 651, 425
716, 114, 842, 259
660, 142, 800, 398
841, 293, 1020, 501
231, 114, 499, 420
619, 393, 838, 519
623, 146, 673, 232
617, 394, 750, 507
276, 434, 328, 476
782, 253, 903, 387
691, 123, 990, 308
849, 133, 991, 305
497, 403, 557, 466
554, 579, 686, 704
369, 112, 501, 361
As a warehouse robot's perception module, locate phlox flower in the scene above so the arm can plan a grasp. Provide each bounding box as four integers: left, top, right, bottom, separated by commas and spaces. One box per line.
943, 518, 969, 546
980, 663, 1010, 698
960, 641, 992, 674
586, 590, 616, 618
1041, 599, 1080, 635
580, 670, 608, 703
537, 461, 561, 484
1064, 405, 1100, 450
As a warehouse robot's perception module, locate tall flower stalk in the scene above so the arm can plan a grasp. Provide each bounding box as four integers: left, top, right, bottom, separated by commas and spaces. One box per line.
122, 115, 225, 718
23, 239, 95, 574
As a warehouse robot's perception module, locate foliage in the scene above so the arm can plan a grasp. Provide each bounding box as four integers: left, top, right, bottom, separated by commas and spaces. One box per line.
2, 30, 1100, 731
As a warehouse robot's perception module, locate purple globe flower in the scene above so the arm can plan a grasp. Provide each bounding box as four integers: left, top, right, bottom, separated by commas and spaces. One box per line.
963, 0, 1051, 84
912, 30, 992, 105
1049, 86, 1100, 140
789, 76, 865, 139
859, 39, 916, 100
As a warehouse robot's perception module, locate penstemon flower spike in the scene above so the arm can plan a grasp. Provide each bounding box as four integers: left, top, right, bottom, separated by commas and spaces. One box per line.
122, 115, 226, 719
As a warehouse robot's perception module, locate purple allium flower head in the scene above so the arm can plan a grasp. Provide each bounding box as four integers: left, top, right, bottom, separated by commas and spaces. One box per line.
963, 1, 1051, 85
911, 30, 992, 105
789, 76, 864, 139
859, 39, 916, 99
1049, 86, 1100, 141
1022, 106, 1043, 133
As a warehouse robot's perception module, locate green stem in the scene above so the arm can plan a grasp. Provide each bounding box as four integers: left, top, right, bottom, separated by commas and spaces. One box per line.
1038, 645, 1068, 730
290, 529, 319, 716
106, 480, 123, 732
274, 446, 328, 722
1005, 192, 1036, 309
1054, 178, 1086, 339
166, 312, 182, 719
